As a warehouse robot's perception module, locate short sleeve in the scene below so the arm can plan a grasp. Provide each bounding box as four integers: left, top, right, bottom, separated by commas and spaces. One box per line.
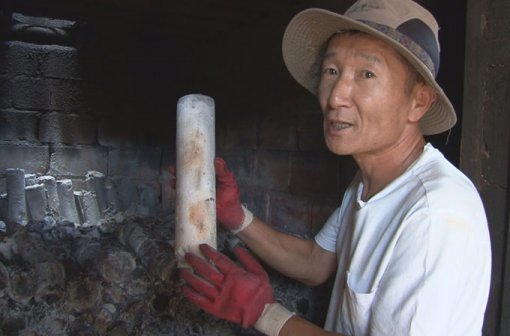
315, 206, 342, 252
315, 175, 360, 253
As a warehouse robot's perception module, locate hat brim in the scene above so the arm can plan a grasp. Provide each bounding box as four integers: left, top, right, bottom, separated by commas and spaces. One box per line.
282, 8, 457, 135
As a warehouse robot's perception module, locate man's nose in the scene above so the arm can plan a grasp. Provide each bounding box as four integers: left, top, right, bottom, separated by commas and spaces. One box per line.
327, 75, 353, 109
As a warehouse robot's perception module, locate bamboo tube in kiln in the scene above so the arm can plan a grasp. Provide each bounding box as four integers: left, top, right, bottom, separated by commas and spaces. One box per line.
175, 94, 217, 266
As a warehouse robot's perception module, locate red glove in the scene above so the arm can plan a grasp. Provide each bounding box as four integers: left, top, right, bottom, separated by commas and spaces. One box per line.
214, 158, 246, 231
180, 244, 275, 328
168, 165, 176, 189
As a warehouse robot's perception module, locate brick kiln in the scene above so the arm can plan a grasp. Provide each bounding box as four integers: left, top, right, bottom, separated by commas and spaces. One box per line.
0, 2, 355, 335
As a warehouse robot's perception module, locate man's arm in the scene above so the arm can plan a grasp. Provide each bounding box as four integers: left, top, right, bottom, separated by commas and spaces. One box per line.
238, 217, 337, 286
212, 157, 337, 286
279, 316, 346, 336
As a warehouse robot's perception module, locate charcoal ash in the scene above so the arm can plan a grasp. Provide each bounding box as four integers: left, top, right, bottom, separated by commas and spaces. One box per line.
0, 169, 324, 336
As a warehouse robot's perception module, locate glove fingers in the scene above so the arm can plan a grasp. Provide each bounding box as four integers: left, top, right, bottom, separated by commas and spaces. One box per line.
180, 268, 220, 300
168, 164, 176, 175
199, 244, 239, 275
181, 284, 216, 313
214, 158, 236, 185
185, 252, 225, 287
234, 246, 267, 277
214, 157, 227, 177
168, 165, 176, 189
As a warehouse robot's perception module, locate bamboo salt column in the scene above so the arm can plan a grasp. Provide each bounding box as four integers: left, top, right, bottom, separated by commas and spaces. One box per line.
175, 94, 217, 266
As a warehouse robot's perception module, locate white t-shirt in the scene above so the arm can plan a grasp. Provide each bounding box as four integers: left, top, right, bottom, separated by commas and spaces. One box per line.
315, 143, 491, 336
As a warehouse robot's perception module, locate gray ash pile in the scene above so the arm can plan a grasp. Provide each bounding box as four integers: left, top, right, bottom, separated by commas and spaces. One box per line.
0, 169, 325, 336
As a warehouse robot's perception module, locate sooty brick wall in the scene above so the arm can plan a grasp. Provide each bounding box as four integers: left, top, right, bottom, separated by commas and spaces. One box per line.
0, 9, 359, 335
0, 11, 356, 237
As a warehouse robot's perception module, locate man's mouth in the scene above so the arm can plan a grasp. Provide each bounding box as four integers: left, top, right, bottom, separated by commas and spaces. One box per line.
330, 122, 352, 130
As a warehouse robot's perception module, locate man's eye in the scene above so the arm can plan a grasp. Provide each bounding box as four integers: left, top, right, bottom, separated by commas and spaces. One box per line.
363, 71, 376, 78
322, 68, 338, 76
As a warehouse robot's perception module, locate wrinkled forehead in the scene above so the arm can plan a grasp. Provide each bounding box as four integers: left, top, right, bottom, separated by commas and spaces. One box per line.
322, 31, 406, 64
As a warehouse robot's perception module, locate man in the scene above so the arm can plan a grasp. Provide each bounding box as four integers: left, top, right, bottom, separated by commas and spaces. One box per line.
178, 0, 492, 335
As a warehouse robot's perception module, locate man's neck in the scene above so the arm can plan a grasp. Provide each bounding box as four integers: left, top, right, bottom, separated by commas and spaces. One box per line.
354, 135, 426, 202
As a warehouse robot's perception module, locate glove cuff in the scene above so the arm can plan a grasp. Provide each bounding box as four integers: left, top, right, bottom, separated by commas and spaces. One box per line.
254, 303, 295, 336
231, 205, 254, 234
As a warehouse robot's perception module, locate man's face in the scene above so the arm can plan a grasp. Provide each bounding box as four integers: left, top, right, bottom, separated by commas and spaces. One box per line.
317, 33, 419, 158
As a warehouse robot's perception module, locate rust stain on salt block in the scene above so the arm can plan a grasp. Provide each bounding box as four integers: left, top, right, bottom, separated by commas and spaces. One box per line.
188, 199, 214, 239
183, 130, 206, 189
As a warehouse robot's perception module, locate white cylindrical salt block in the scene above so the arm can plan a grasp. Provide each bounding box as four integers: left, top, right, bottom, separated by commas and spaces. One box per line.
175, 94, 217, 266
5, 168, 28, 225
56, 179, 81, 225
85, 171, 107, 215
0, 194, 7, 222
74, 191, 101, 227
25, 184, 48, 221
104, 179, 120, 212
24, 174, 38, 186
38, 176, 60, 216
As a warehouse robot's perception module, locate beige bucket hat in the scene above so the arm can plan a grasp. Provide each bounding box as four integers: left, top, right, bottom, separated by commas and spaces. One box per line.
282, 0, 457, 135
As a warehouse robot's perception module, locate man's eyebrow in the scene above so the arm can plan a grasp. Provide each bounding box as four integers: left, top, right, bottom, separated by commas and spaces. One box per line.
322, 50, 336, 61
321, 50, 383, 64
356, 51, 381, 64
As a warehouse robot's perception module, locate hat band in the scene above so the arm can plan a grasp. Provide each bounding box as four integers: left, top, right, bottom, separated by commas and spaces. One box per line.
359, 20, 436, 76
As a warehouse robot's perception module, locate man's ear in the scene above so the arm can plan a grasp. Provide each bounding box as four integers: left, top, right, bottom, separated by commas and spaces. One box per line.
409, 83, 437, 123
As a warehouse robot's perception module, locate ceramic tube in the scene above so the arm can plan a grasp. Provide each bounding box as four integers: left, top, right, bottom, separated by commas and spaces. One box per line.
175, 94, 216, 266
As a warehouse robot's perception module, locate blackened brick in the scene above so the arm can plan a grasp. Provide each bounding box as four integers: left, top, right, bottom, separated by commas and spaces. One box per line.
109, 147, 162, 180
218, 114, 257, 151
0, 77, 10, 108
50, 78, 85, 111
160, 169, 175, 213
39, 112, 96, 144
0, 45, 7, 75
0, 41, 40, 76
297, 114, 327, 152
160, 149, 176, 173
98, 115, 173, 148
39, 45, 81, 79
254, 151, 291, 191
0, 110, 39, 141
12, 76, 51, 110
267, 192, 312, 237
289, 153, 343, 198
0, 144, 49, 174
259, 114, 297, 151
160, 149, 176, 212
49, 145, 107, 176
0, 41, 81, 79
